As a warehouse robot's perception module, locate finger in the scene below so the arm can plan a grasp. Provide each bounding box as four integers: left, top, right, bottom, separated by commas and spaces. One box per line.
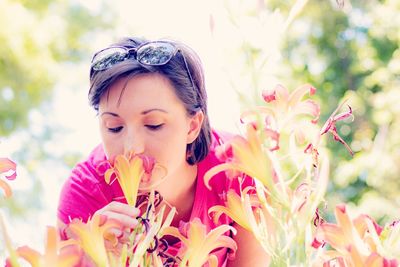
99, 201, 140, 218
101, 210, 139, 229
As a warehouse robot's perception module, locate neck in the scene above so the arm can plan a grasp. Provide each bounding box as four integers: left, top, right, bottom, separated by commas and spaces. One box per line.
156, 163, 197, 225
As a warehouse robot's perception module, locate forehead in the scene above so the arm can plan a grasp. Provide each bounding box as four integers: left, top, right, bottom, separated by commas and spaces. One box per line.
100, 73, 184, 111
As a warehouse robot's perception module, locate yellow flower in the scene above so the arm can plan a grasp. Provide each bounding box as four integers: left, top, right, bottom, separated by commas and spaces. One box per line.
205, 125, 275, 192
12, 226, 80, 267
1, 215, 21, 267
313, 204, 397, 267
104, 153, 166, 207
208, 188, 260, 232
67, 214, 121, 267
105, 154, 144, 207
162, 218, 237, 267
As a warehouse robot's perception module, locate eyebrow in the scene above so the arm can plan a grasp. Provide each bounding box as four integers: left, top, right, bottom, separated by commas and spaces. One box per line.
100, 109, 168, 117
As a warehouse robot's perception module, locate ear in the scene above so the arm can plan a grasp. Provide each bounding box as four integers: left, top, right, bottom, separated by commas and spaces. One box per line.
186, 111, 204, 144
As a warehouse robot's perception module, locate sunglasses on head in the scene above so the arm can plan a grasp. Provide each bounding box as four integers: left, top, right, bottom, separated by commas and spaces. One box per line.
91, 40, 195, 91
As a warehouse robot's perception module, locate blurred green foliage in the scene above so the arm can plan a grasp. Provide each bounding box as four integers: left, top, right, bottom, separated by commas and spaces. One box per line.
0, 0, 113, 217
236, 0, 400, 222
281, 0, 399, 222
0, 0, 110, 136
218, 0, 399, 223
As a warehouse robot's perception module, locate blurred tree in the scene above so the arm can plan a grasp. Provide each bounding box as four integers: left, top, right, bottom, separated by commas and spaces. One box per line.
276, 0, 400, 222
214, 0, 399, 222
0, 0, 113, 218
0, 0, 111, 136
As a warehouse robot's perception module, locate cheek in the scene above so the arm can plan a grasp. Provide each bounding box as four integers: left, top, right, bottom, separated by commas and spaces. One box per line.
99, 128, 122, 160
148, 129, 188, 167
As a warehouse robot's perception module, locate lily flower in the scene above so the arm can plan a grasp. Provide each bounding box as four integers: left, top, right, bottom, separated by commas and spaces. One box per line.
205, 124, 280, 197
244, 84, 320, 130
312, 204, 398, 266
380, 220, 400, 264
104, 153, 166, 207
261, 84, 317, 116
208, 188, 261, 232
129, 204, 176, 267
67, 214, 121, 267
162, 218, 237, 267
16, 227, 80, 267
104, 154, 144, 207
104, 153, 166, 206
1, 215, 21, 267
0, 157, 17, 198
320, 101, 354, 156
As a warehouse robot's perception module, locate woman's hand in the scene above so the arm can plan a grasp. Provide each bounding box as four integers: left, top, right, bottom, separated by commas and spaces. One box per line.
94, 201, 140, 254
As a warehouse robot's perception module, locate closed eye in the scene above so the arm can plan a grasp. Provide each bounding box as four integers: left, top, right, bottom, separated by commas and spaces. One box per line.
108, 126, 123, 133
145, 124, 163, 131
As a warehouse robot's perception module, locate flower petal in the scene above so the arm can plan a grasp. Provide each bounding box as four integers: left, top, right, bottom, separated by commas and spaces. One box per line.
208, 190, 254, 231
0, 158, 17, 180
292, 99, 320, 123
204, 162, 240, 190
0, 179, 12, 198
365, 253, 384, 267
317, 223, 347, 251
16, 246, 41, 267
288, 84, 316, 107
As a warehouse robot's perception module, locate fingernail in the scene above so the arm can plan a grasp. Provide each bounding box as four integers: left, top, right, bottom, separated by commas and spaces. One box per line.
99, 214, 108, 226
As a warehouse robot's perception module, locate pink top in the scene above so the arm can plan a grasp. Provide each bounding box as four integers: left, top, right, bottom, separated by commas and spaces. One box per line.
58, 130, 247, 266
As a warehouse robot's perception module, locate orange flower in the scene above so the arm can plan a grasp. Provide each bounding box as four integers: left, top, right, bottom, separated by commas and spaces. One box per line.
205, 125, 276, 193
312, 204, 398, 267
0, 157, 17, 198
1, 215, 21, 267
208, 188, 260, 232
104, 153, 166, 207
7, 226, 80, 267
162, 218, 237, 267
67, 214, 121, 267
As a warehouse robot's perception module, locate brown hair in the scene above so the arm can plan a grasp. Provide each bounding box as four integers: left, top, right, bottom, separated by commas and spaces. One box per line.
88, 37, 211, 165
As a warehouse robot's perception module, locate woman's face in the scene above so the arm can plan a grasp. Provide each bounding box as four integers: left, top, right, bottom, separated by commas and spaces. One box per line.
98, 73, 203, 179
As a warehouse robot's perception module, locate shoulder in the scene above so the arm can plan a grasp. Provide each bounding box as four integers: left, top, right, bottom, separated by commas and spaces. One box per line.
62, 145, 110, 192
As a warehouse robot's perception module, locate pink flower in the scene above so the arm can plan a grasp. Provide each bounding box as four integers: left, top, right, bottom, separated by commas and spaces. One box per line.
312, 204, 398, 266
320, 102, 354, 156
0, 157, 17, 198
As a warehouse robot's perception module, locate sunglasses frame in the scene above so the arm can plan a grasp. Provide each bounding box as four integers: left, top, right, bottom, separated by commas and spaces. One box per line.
91, 41, 196, 94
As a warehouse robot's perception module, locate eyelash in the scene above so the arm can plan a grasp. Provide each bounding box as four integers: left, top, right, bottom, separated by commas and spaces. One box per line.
108, 126, 123, 133
145, 124, 164, 131
107, 124, 164, 133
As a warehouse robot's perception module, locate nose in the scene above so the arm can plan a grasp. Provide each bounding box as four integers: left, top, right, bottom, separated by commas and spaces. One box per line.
123, 130, 144, 155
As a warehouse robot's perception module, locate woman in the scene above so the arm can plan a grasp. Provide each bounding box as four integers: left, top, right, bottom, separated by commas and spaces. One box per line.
57, 36, 268, 266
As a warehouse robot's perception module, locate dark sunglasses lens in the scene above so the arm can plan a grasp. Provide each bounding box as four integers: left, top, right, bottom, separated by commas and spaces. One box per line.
136, 42, 175, 65
91, 47, 129, 71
